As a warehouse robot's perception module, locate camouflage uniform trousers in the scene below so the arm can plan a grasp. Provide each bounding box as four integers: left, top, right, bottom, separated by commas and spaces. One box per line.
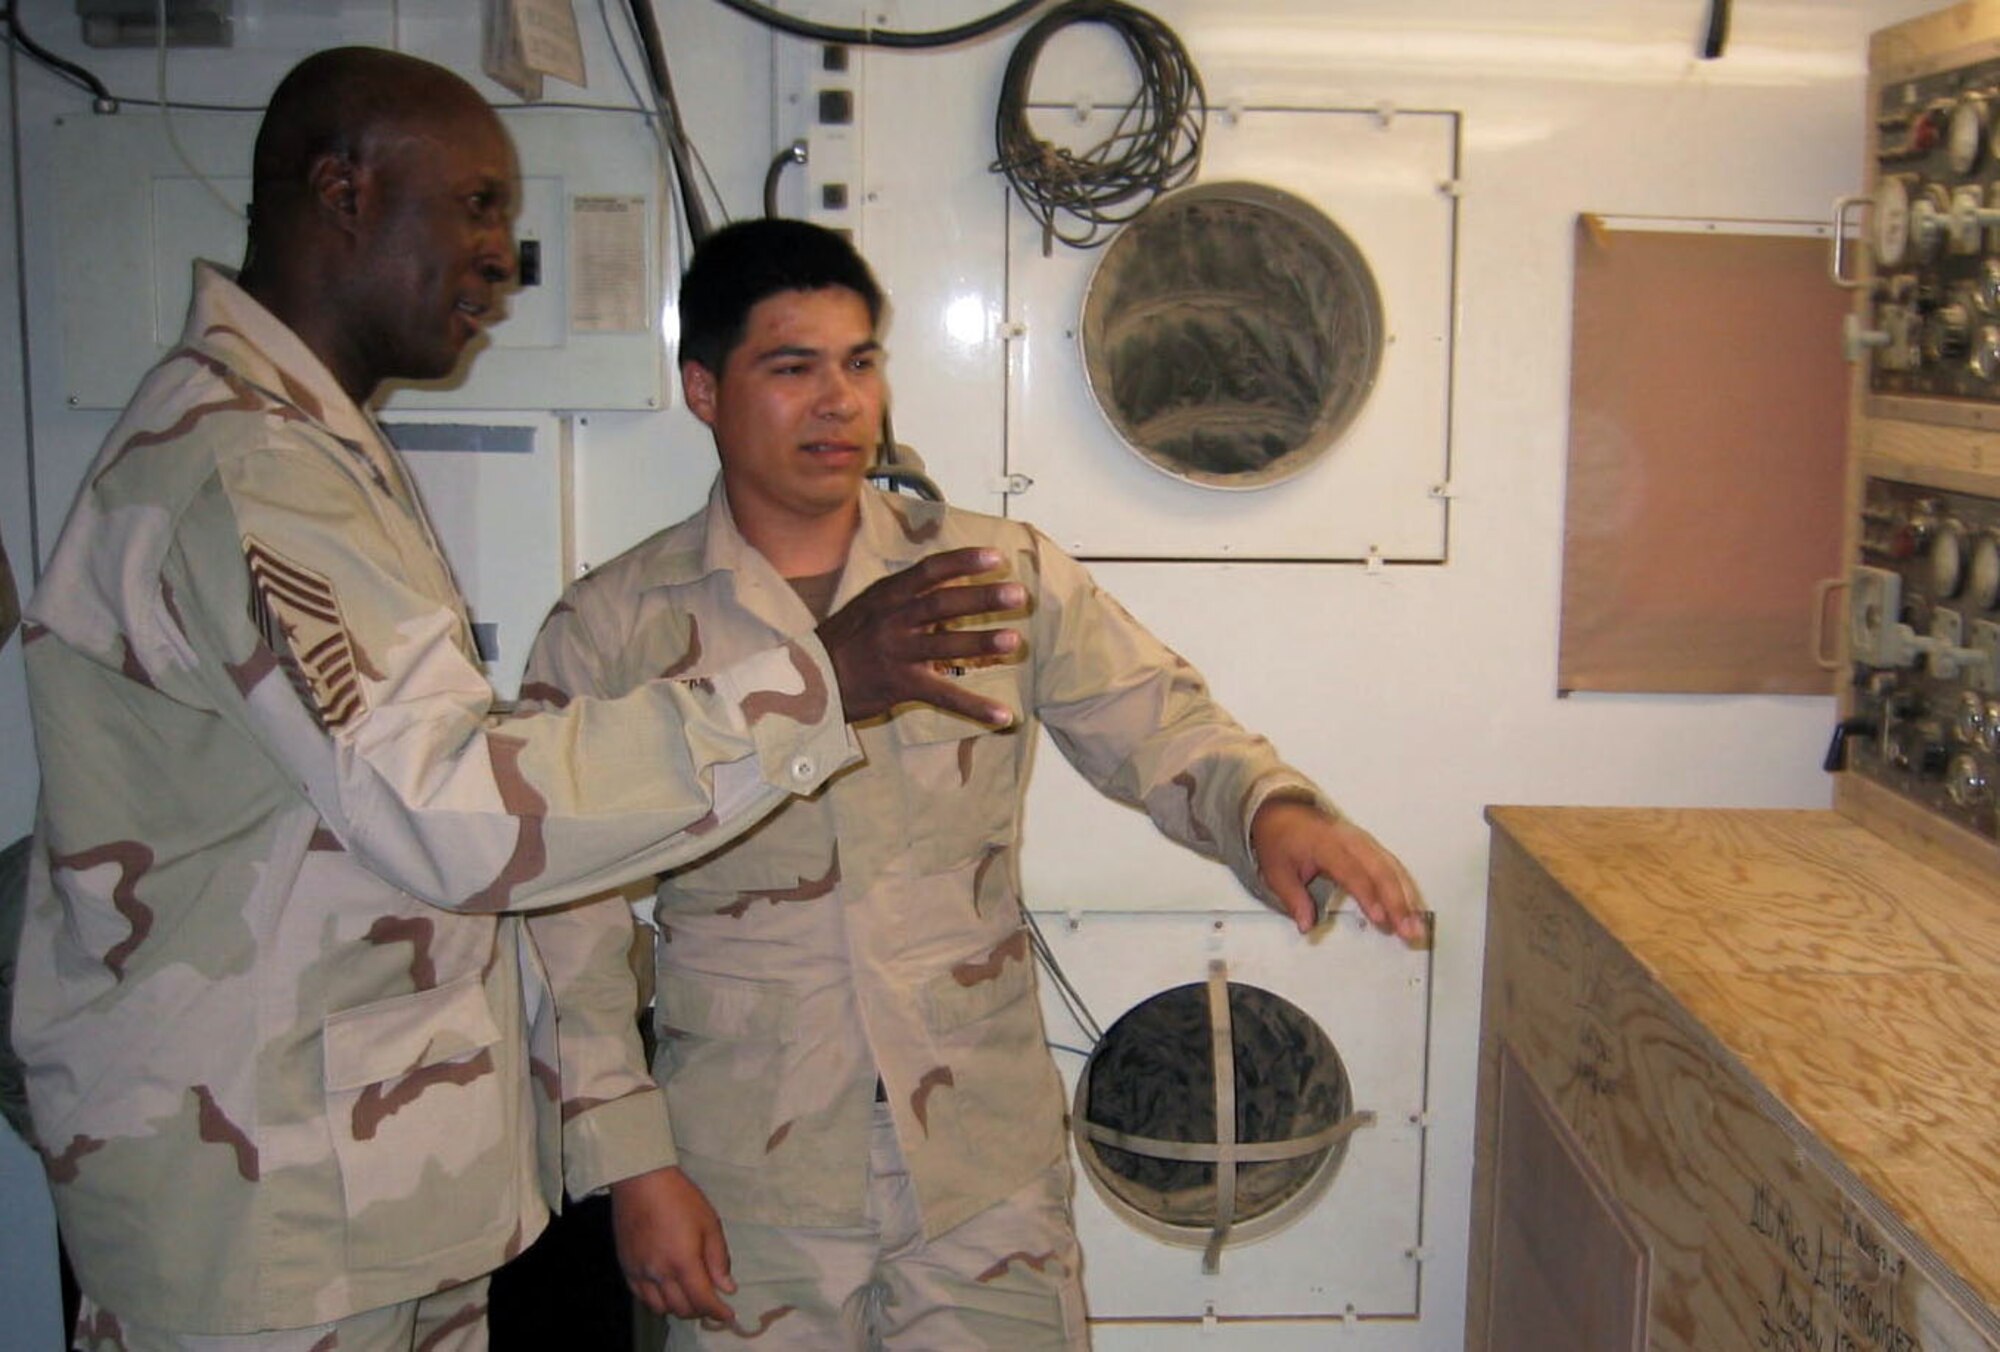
72, 1276, 490, 1352
669, 1103, 1088, 1350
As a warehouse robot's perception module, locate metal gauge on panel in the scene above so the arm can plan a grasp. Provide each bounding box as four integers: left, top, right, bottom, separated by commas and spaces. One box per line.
1950, 93, 1991, 174
1947, 752, 1992, 809
1956, 690, 1989, 746
1879, 304, 1922, 372
1979, 258, 2000, 313
1932, 519, 1968, 597
1971, 532, 2000, 609
1912, 183, 1952, 262
1875, 174, 1913, 267
1951, 184, 1992, 253
1078, 181, 1384, 490
1924, 302, 1973, 364
1976, 325, 2000, 381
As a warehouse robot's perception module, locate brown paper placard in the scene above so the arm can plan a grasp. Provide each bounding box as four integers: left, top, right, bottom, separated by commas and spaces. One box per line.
1558, 220, 1849, 695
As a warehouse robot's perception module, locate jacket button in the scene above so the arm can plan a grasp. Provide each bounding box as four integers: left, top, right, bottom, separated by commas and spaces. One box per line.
789, 755, 816, 782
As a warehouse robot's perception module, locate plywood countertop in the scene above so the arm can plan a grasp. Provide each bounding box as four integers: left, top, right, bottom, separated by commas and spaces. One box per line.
1485, 805, 2000, 1316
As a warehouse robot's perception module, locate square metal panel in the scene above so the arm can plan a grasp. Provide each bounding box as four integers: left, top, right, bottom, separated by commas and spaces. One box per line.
49, 109, 662, 411
1033, 907, 1431, 1320
1004, 106, 1458, 561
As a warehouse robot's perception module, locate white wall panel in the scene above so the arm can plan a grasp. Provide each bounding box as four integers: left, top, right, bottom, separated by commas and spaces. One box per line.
0, 0, 1953, 1345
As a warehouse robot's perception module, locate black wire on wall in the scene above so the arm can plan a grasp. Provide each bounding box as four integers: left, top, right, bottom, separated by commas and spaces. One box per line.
990, 0, 1204, 250
3, 0, 115, 109
710, 0, 1047, 49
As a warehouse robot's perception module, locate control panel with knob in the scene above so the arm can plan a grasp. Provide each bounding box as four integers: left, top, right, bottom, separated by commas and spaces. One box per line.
1841, 57, 2000, 403
1843, 475, 2000, 839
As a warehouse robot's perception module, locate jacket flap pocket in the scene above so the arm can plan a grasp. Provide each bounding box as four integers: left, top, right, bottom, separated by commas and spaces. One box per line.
893, 666, 1022, 748
920, 933, 1035, 1034
659, 969, 797, 1041
323, 975, 502, 1092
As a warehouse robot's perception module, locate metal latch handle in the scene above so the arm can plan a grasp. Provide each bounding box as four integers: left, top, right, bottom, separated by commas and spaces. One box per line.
1811, 575, 1850, 672
1829, 194, 1871, 290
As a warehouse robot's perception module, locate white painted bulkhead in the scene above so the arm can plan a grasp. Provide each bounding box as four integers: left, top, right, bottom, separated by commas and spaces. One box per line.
0, 2, 1940, 1347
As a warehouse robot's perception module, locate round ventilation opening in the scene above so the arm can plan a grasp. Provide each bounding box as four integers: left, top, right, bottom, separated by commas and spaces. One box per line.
1072, 978, 1362, 1253
1079, 180, 1385, 491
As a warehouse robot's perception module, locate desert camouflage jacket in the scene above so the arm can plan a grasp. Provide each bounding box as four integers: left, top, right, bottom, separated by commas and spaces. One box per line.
14, 265, 857, 1332
522, 483, 1327, 1239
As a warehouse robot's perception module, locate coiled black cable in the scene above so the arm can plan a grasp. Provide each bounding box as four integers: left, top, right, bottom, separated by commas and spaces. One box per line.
710, 0, 1046, 50
991, 0, 1204, 249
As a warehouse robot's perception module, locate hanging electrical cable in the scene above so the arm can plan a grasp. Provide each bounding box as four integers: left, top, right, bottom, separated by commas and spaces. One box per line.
1701, 0, 1732, 59
1025, 908, 1104, 1048
156, 0, 241, 221
625, 0, 722, 246
3, 0, 116, 111
710, 0, 1046, 50
990, 0, 1204, 250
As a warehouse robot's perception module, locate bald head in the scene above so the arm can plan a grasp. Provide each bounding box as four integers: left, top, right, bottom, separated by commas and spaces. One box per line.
239, 47, 518, 402
249, 47, 493, 244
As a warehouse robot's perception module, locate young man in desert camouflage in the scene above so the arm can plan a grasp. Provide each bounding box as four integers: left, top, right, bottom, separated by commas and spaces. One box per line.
16, 49, 1023, 1352
522, 218, 1425, 1350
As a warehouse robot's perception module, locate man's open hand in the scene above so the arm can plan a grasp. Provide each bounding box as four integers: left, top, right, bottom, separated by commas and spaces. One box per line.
1252, 799, 1427, 945
818, 546, 1024, 726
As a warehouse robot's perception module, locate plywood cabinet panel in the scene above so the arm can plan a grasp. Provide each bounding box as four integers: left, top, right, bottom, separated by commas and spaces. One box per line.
1469, 808, 2000, 1351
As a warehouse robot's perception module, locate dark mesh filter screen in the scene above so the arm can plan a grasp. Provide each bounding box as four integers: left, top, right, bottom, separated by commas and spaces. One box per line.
1082, 981, 1352, 1226
1080, 181, 1383, 490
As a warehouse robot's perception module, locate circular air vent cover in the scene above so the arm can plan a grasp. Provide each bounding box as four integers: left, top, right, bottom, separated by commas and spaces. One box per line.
1072, 977, 1363, 1253
1079, 180, 1385, 490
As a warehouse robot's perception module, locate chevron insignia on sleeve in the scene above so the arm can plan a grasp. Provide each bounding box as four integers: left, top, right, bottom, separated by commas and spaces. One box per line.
242, 535, 367, 730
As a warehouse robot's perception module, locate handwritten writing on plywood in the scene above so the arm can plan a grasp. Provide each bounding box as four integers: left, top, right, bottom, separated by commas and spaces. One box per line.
1478, 829, 1997, 1351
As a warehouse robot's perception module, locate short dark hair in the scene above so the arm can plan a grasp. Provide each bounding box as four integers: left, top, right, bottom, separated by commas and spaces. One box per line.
677, 219, 884, 376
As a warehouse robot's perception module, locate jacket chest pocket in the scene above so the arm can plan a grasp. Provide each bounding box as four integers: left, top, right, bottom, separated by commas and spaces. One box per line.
884, 667, 1025, 873
653, 969, 796, 1166
322, 976, 513, 1266
917, 932, 1064, 1168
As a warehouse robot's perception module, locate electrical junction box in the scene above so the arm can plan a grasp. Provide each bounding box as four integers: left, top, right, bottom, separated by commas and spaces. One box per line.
76, 0, 230, 48
50, 107, 664, 412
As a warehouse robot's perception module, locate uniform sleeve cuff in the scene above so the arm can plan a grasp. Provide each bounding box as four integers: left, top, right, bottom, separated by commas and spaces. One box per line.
710, 635, 859, 796
562, 1087, 679, 1198
1232, 776, 1344, 860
